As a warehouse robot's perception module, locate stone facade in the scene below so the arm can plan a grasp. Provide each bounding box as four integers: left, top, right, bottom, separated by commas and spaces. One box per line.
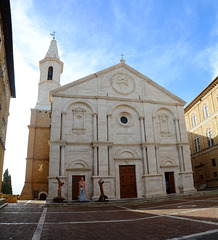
184, 78, 218, 188
0, 0, 16, 193
22, 39, 196, 200
48, 59, 195, 201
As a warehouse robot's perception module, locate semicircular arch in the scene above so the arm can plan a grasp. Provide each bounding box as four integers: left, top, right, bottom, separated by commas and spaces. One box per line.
152, 107, 175, 119
108, 102, 141, 116
68, 160, 90, 170
114, 148, 140, 160
63, 99, 96, 113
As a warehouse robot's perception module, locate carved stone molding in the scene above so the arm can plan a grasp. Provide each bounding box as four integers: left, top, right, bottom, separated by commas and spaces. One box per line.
111, 73, 135, 95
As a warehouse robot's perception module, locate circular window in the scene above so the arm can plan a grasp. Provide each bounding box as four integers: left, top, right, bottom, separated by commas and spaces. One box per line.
120, 116, 128, 124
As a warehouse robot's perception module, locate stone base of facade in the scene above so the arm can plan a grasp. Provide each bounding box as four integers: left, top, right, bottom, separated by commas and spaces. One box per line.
142, 174, 165, 198
179, 171, 196, 193
47, 176, 66, 201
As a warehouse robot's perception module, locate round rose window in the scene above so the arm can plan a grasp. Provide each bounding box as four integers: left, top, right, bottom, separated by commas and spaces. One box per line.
120, 116, 128, 124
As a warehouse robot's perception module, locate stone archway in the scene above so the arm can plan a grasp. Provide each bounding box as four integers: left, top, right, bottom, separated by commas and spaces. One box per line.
39, 192, 47, 200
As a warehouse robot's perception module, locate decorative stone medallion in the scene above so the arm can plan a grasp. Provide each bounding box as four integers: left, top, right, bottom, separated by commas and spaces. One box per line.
111, 73, 135, 95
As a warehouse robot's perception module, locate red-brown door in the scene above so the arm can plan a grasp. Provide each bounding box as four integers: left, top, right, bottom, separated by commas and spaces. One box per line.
119, 165, 137, 198
72, 175, 85, 200
165, 172, 175, 194
168, 172, 175, 194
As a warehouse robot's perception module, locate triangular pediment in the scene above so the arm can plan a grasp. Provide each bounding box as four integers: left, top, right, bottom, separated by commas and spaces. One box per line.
50, 62, 186, 105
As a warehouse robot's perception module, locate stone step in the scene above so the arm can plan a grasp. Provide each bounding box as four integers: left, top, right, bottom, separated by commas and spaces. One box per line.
0, 198, 8, 209
42, 189, 218, 208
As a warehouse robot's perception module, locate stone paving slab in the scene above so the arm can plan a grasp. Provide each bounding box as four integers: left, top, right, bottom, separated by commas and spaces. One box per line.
46, 205, 121, 212
40, 216, 218, 240
0, 225, 37, 240
0, 193, 218, 240
45, 208, 154, 223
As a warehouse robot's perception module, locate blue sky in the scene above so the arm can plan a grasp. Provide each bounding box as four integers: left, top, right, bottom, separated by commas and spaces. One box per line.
4, 0, 218, 194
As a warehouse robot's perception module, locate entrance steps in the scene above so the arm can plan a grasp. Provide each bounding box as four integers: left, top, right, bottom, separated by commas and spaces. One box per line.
41, 189, 218, 208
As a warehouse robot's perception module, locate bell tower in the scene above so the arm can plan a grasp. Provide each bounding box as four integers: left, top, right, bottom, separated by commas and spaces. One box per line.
20, 38, 63, 200
35, 39, 63, 110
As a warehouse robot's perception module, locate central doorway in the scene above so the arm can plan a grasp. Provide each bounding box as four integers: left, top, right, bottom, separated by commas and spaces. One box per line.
165, 172, 175, 194
119, 165, 137, 198
72, 175, 85, 200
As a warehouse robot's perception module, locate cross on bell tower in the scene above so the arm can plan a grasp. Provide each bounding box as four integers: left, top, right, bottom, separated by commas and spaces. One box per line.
50, 30, 56, 40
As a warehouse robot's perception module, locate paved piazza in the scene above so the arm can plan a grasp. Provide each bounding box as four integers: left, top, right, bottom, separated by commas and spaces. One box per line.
0, 193, 218, 240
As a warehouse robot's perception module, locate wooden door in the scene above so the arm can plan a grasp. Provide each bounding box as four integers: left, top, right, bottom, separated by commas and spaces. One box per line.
168, 172, 175, 194
165, 172, 175, 194
119, 165, 137, 198
72, 175, 85, 200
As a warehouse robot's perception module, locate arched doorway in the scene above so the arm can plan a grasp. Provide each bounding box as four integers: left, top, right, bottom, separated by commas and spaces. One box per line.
39, 193, 47, 200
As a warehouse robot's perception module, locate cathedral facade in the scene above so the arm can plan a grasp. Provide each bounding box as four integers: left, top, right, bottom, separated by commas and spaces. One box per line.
21, 39, 196, 200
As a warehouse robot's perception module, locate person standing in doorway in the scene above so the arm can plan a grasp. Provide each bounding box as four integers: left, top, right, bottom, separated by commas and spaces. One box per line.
79, 184, 85, 201
78, 177, 85, 201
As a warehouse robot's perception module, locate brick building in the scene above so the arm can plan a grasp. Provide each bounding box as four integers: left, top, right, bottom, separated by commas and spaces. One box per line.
184, 78, 218, 188
0, 0, 16, 193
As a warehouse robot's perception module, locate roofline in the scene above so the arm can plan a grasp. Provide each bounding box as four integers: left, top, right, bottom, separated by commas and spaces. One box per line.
0, 0, 16, 98
51, 62, 186, 105
184, 76, 218, 113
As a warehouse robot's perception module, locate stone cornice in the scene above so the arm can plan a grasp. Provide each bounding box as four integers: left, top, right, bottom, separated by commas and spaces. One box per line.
49, 140, 189, 147
160, 164, 178, 168
66, 168, 91, 172
114, 157, 142, 161
92, 176, 115, 179
142, 174, 163, 178
92, 141, 113, 147
51, 94, 184, 106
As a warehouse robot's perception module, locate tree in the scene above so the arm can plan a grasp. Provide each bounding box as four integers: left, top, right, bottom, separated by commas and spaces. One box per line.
1, 169, 12, 194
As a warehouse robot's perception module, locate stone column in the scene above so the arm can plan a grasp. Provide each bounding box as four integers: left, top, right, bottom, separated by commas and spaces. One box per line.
177, 146, 184, 172
93, 113, 97, 141
60, 145, 65, 176
93, 145, 98, 176
142, 146, 148, 175
152, 116, 157, 142
139, 116, 145, 142
108, 145, 113, 175
61, 112, 66, 140
174, 118, 181, 142
107, 114, 112, 141
155, 146, 159, 173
